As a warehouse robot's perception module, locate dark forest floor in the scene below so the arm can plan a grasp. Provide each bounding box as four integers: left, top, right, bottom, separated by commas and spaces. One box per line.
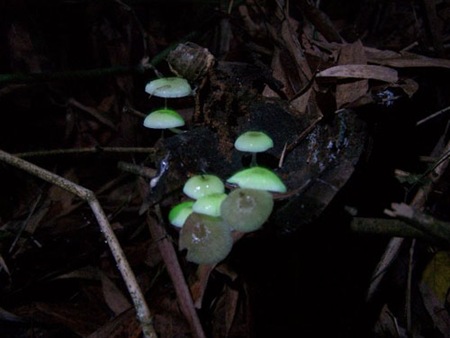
0, 1, 450, 337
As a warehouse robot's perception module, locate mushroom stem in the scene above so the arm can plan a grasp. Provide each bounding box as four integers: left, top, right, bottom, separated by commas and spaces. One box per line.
250, 153, 258, 167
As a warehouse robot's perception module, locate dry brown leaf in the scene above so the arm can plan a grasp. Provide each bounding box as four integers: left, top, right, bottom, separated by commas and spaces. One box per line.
419, 251, 450, 337
262, 48, 285, 98
365, 46, 450, 69
0, 255, 10, 275
317, 64, 398, 83
47, 168, 79, 211
393, 78, 419, 98
87, 307, 141, 338
53, 265, 101, 280
33, 302, 107, 336
101, 273, 132, 315
335, 41, 369, 109
211, 285, 240, 338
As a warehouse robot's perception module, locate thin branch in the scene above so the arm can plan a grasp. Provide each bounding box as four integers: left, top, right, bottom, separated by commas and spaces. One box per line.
0, 149, 158, 338
385, 203, 450, 245
117, 161, 157, 179
0, 65, 144, 85
147, 210, 206, 338
14, 146, 156, 158
366, 135, 450, 302
416, 105, 450, 126
350, 217, 436, 241
68, 98, 117, 131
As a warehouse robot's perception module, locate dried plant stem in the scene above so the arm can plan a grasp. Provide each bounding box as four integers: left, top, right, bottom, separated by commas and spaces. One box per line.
0, 149, 158, 338
366, 136, 450, 312
147, 211, 206, 338
14, 146, 156, 158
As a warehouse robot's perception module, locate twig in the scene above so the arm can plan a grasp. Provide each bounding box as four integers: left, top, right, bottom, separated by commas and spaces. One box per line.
0, 149, 158, 338
8, 193, 43, 254
385, 203, 450, 245
406, 239, 415, 333
416, 105, 450, 126
350, 217, 435, 240
0, 65, 144, 85
366, 135, 450, 302
14, 146, 156, 158
117, 161, 157, 179
147, 210, 206, 338
68, 98, 117, 130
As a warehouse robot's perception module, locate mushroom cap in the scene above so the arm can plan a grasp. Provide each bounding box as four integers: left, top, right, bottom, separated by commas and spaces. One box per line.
221, 188, 273, 232
226, 166, 287, 193
183, 174, 225, 200
143, 109, 185, 129
145, 77, 192, 98
234, 131, 274, 153
179, 213, 233, 265
168, 200, 194, 228
192, 193, 227, 217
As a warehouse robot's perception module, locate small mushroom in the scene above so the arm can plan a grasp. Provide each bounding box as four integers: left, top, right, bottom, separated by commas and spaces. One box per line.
143, 108, 185, 134
192, 193, 227, 217
145, 77, 192, 98
227, 166, 287, 193
168, 200, 194, 228
220, 188, 273, 232
179, 212, 233, 265
183, 174, 225, 200
234, 131, 273, 166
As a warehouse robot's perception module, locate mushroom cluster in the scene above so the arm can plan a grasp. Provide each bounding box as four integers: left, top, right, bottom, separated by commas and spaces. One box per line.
168, 174, 232, 265
167, 131, 287, 265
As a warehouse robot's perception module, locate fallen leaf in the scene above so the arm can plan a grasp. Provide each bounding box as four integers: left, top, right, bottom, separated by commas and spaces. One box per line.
101, 272, 132, 315
420, 251, 450, 337
335, 40, 369, 108
53, 265, 101, 280
365, 47, 450, 69
317, 64, 398, 83
87, 307, 141, 338
0, 254, 11, 275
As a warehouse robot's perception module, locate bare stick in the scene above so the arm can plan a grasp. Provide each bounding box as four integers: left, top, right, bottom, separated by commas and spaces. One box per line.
14, 146, 156, 158
147, 211, 206, 338
385, 203, 450, 245
366, 136, 450, 303
0, 149, 158, 338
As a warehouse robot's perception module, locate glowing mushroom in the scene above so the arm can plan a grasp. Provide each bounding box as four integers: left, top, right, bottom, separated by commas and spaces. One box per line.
143, 108, 185, 134
234, 131, 273, 166
220, 188, 273, 232
179, 212, 233, 265
182, 174, 225, 200
168, 200, 194, 228
145, 77, 192, 98
226, 166, 287, 193
192, 193, 227, 217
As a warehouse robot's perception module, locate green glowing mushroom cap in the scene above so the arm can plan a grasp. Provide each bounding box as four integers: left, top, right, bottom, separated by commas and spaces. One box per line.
234, 131, 274, 153
143, 109, 185, 129
145, 77, 192, 98
192, 193, 227, 217
179, 212, 233, 265
183, 174, 225, 200
168, 200, 194, 228
221, 188, 273, 232
227, 166, 287, 193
